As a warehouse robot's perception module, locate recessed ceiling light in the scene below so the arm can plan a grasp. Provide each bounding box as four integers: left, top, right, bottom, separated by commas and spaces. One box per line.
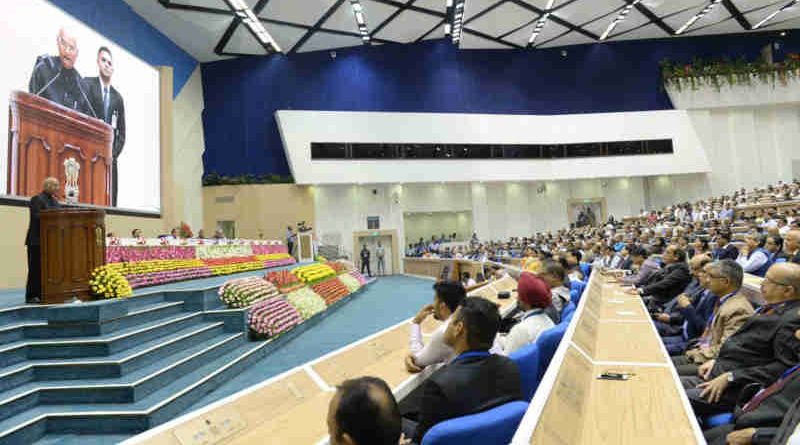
224, 0, 281, 52
676, 0, 723, 35
753, 0, 798, 29
528, 0, 555, 46
600, 0, 643, 41
348, 0, 372, 45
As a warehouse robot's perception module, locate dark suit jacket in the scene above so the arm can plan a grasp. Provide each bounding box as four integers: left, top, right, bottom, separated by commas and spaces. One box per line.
711, 300, 800, 389
25, 192, 61, 246
28, 55, 92, 115
714, 243, 740, 261
640, 262, 692, 305
771, 396, 800, 445
84, 77, 126, 160
731, 369, 800, 444
619, 257, 633, 271
680, 289, 718, 340
412, 353, 522, 443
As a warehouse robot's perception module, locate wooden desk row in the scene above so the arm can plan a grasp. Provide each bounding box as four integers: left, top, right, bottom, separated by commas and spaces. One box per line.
123, 276, 518, 445
511, 271, 705, 445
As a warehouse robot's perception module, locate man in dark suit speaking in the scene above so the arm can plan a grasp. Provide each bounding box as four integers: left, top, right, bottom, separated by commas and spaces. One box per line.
25, 178, 62, 304
85, 46, 126, 206
28, 28, 95, 117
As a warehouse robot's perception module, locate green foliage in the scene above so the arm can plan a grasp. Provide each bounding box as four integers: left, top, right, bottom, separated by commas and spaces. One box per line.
660, 54, 800, 92
202, 172, 295, 186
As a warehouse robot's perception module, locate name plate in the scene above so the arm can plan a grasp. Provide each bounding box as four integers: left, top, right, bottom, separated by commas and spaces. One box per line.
173, 407, 247, 445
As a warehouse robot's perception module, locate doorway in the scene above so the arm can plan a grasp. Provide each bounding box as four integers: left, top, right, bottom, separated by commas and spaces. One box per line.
352, 230, 399, 276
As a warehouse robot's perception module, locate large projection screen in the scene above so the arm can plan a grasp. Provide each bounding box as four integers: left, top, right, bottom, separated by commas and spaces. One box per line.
0, 0, 160, 213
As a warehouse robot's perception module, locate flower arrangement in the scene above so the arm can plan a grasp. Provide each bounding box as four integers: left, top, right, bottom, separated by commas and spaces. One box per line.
218, 277, 280, 308
247, 297, 303, 337
348, 270, 368, 286
312, 278, 351, 306
89, 265, 133, 299
660, 54, 800, 92
292, 263, 337, 284
286, 287, 327, 319
179, 221, 193, 238
338, 274, 362, 293
326, 261, 347, 275
266, 270, 303, 293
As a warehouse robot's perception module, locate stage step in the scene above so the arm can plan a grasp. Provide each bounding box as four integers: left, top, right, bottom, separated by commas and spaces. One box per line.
0, 340, 272, 444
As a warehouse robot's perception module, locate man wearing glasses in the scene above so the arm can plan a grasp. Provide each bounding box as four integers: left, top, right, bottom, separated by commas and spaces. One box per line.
672, 260, 754, 377
28, 28, 94, 117
681, 262, 800, 417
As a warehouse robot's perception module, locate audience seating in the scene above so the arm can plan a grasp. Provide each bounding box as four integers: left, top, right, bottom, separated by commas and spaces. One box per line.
508, 343, 541, 401
704, 413, 734, 429
420, 400, 529, 445
534, 322, 569, 382
561, 301, 576, 322
579, 263, 591, 278
569, 280, 587, 304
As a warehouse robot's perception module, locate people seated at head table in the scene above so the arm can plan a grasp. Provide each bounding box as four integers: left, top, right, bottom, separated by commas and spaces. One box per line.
398, 297, 522, 444
406, 281, 466, 373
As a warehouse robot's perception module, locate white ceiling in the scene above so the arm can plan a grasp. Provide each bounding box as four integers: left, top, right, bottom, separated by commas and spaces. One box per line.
124, 0, 798, 62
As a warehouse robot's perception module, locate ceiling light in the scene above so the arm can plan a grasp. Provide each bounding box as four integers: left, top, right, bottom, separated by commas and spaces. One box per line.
753, 0, 798, 29
601, 0, 643, 40
448, 0, 467, 44
676, 0, 723, 35
224, 0, 281, 53
349, 0, 372, 45
528, 0, 556, 47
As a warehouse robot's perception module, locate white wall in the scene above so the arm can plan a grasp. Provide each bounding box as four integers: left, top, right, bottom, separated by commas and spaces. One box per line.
276, 110, 711, 185
171, 66, 205, 230
312, 176, 656, 265
404, 212, 472, 246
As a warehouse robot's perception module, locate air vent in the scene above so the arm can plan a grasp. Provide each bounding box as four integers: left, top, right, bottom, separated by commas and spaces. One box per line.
215, 196, 235, 204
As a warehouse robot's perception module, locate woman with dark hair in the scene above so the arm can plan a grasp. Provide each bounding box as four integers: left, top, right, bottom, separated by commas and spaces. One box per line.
689, 237, 711, 258
765, 234, 788, 263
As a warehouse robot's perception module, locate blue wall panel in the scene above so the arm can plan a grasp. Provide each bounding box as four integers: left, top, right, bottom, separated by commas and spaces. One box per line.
201, 32, 799, 178
48, 0, 197, 96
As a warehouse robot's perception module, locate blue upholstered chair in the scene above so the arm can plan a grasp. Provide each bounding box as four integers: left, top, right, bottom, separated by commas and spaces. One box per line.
420, 401, 530, 445
569, 280, 587, 304
534, 323, 568, 382
509, 343, 541, 401
704, 413, 734, 428
561, 301, 576, 323
579, 263, 591, 278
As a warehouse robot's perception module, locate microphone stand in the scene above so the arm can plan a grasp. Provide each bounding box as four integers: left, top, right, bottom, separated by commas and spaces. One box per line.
73, 72, 97, 119
35, 70, 61, 96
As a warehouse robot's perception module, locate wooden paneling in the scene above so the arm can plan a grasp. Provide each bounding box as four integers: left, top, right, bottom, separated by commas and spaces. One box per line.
40, 208, 105, 303
8, 92, 112, 206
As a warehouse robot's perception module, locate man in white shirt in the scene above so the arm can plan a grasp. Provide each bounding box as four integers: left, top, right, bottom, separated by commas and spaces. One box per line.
405, 281, 466, 373
497, 272, 554, 355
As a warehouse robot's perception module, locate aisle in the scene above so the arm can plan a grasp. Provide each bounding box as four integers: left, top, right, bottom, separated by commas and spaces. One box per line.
178, 274, 434, 413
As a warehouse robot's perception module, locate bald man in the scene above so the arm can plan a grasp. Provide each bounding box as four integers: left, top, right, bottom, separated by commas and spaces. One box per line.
28, 28, 95, 117
784, 230, 800, 264
682, 263, 800, 416
25, 178, 61, 303
327, 376, 401, 445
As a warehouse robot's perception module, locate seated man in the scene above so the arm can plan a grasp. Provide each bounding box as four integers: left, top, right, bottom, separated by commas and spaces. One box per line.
653, 254, 712, 339
400, 297, 522, 444
672, 260, 754, 376
682, 263, 800, 416
661, 256, 717, 355
327, 376, 401, 445
538, 260, 571, 319
620, 246, 660, 287
629, 245, 692, 307
405, 281, 466, 373
704, 331, 800, 445
714, 231, 740, 261
496, 273, 554, 355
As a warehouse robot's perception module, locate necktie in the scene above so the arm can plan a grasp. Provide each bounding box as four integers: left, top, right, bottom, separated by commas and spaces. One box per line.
103, 86, 110, 121
742, 364, 800, 413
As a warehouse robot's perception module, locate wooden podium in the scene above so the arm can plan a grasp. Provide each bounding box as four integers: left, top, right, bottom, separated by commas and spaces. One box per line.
8, 91, 113, 206
40, 208, 106, 304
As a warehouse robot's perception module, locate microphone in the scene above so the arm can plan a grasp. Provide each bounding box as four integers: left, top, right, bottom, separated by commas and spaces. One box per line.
35, 69, 61, 96
73, 71, 98, 118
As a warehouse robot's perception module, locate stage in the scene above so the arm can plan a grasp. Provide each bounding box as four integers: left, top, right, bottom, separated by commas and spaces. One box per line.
0, 272, 433, 444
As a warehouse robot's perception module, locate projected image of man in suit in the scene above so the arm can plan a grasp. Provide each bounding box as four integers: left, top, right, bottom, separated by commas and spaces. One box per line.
85, 46, 126, 206
28, 28, 95, 116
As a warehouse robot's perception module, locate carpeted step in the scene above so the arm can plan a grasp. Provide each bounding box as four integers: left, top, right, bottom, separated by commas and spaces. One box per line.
0, 331, 245, 423
0, 340, 272, 443
0, 312, 206, 369
0, 320, 227, 393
